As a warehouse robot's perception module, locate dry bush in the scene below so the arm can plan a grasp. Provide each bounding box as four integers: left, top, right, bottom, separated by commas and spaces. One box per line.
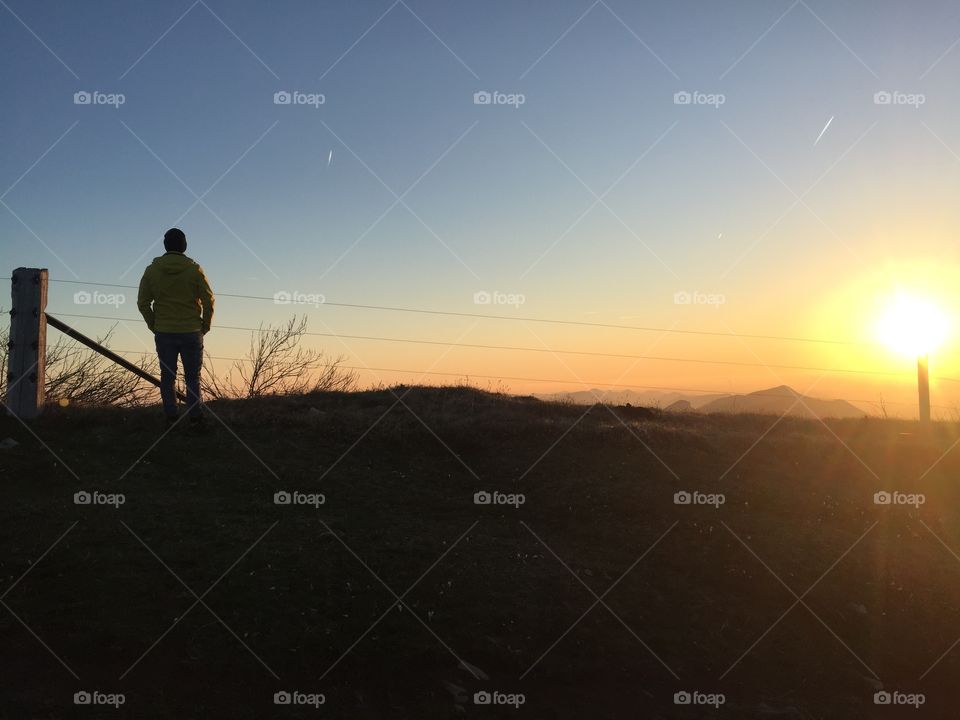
202, 315, 356, 400
44, 330, 160, 407
1, 312, 159, 408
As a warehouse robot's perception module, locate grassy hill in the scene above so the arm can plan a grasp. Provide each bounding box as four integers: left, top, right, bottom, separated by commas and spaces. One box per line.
2, 386, 960, 718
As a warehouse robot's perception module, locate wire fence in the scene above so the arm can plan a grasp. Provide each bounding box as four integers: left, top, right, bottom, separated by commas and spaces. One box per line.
43, 277, 868, 346
55, 344, 946, 411
51, 311, 923, 380
8, 275, 957, 414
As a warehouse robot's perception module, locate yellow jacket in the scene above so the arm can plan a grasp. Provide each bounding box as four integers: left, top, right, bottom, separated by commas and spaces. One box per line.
137, 252, 214, 333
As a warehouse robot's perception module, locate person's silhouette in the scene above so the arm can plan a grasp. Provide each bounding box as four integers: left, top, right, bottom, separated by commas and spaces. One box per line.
137, 228, 215, 427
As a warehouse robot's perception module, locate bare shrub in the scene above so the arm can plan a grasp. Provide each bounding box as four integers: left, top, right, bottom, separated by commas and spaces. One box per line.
1, 311, 159, 407
202, 316, 356, 399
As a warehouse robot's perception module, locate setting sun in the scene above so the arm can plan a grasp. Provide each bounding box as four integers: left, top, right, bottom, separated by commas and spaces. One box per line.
876, 292, 950, 358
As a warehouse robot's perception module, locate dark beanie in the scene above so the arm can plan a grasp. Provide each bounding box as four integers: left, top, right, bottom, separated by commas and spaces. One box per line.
163, 227, 187, 252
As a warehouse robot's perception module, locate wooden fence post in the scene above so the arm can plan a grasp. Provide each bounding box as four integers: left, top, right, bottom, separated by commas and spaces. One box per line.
7, 268, 48, 418
918, 354, 931, 426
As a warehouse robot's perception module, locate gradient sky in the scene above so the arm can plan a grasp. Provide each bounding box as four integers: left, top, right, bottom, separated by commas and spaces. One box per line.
4, 0, 960, 416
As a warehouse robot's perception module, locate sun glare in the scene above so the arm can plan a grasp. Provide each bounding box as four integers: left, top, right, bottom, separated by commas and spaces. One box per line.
876, 293, 950, 357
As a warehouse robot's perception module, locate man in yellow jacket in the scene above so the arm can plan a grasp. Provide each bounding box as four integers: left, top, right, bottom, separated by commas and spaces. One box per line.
137, 228, 214, 426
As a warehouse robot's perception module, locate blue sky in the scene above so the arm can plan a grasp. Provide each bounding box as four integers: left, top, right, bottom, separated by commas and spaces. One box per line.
4, 0, 960, 414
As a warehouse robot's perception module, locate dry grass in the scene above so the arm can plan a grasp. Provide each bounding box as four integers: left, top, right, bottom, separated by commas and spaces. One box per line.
2, 387, 960, 718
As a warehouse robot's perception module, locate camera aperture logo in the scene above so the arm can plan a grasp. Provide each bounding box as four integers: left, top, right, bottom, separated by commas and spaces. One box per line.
74, 490, 125, 509
674, 490, 725, 508
674, 690, 725, 708
74, 90, 125, 108
473, 690, 525, 708
273, 690, 325, 708
74, 690, 125, 708
874, 490, 925, 508
273, 90, 325, 108
874, 90, 925, 108
674, 90, 725, 108
674, 290, 725, 308
274, 490, 325, 508
74, 290, 126, 308
474, 490, 526, 509
273, 290, 325, 307
473, 90, 525, 108
473, 290, 525, 308
874, 690, 925, 708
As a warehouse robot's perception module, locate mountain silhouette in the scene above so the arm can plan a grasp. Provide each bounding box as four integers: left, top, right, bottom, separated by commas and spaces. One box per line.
696, 385, 865, 419
535, 388, 730, 408
536, 385, 867, 419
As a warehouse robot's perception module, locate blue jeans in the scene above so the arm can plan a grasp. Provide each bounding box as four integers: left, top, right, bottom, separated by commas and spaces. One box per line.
155, 332, 204, 417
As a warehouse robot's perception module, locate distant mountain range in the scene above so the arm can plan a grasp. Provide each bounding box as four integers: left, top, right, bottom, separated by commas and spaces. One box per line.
535, 385, 866, 420
535, 388, 730, 408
